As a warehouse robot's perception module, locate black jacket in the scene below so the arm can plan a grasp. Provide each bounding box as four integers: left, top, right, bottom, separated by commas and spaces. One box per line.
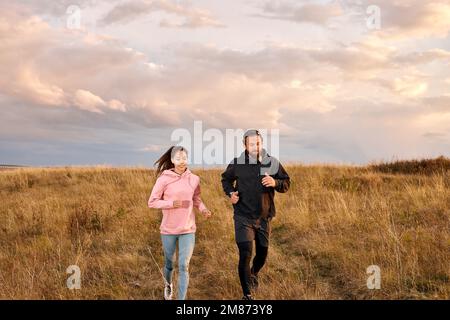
221, 149, 290, 220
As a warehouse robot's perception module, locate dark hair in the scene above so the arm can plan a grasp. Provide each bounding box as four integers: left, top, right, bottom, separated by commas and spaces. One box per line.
154, 146, 188, 177
243, 129, 263, 145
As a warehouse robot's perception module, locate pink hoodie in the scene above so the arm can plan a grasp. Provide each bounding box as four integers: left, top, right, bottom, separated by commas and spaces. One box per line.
148, 168, 207, 235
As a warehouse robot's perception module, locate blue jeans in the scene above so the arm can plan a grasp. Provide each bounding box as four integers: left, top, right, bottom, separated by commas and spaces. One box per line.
161, 233, 195, 300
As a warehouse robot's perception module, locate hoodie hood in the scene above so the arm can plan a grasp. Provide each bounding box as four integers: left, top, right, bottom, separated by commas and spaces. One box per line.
159, 168, 196, 190
161, 168, 192, 177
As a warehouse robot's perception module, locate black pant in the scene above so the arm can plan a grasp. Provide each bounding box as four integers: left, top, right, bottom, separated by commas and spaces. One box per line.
237, 239, 269, 296
234, 215, 271, 296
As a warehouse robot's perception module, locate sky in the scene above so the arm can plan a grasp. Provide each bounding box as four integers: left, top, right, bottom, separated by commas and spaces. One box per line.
1, 0, 450, 166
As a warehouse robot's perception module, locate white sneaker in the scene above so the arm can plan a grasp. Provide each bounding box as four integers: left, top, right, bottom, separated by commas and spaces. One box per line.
164, 283, 173, 300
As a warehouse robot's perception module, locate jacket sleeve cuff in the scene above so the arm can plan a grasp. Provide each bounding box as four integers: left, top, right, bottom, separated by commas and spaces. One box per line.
198, 202, 207, 212
275, 179, 281, 189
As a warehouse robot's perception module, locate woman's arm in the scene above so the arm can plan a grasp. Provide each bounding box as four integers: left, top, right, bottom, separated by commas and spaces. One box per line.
148, 178, 174, 209
193, 183, 207, 212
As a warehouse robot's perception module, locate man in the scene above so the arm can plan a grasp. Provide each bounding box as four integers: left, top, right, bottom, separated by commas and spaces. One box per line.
221, 129, 290, 300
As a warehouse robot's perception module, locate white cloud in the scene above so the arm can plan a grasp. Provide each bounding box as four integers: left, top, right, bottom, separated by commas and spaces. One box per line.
138, 144, 166, 152
108, 99, 127, 112
395, 48, 450, 65
11, 0, 99, 15
257, 1, 343, 26
73, 90, 126, 114
287, 80, 303, 89
255, 0, 450, 40
100, 0, 225, 28
363, 0, 450, 39
73, 89, 106, 114
392, 76, 429, 97
1, 1, 450, 165
15, 68, 67, 107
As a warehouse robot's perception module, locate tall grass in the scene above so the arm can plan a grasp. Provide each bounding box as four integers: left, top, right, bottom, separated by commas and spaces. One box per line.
0, 161, 448, 299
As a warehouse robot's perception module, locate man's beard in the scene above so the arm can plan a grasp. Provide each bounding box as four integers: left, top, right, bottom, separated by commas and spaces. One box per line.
249, 151, 261, 161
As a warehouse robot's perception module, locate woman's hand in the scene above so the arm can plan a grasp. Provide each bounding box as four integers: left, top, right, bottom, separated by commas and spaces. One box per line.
173, 200, 182, 208
202, 209, 212, 218
173, 200, 191, 208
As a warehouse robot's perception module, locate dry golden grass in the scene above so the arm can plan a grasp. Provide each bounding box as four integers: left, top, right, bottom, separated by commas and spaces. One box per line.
0, 162, 449, 300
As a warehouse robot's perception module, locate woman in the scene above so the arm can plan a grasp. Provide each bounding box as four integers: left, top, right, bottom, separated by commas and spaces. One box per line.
148, 146, 212, 300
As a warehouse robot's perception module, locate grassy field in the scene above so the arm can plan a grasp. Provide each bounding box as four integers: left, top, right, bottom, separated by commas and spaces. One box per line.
0, 158, 449, 299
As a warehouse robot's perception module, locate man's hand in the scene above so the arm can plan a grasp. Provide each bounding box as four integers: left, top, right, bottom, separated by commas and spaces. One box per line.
262, 173, 276, 188
230, 191, 240, 204
202, 209, 212, 218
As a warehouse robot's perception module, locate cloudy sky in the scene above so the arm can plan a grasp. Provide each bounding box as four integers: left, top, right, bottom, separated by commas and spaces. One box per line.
1, 0, 450, 166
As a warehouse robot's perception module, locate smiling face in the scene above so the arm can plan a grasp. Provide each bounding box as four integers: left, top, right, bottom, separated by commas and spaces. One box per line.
171, 150, 188, 172
245, 135, 263, 159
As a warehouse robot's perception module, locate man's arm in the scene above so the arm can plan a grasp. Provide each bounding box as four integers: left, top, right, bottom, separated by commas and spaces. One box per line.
221, 160, 236, 197
274, 161, 290, 193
